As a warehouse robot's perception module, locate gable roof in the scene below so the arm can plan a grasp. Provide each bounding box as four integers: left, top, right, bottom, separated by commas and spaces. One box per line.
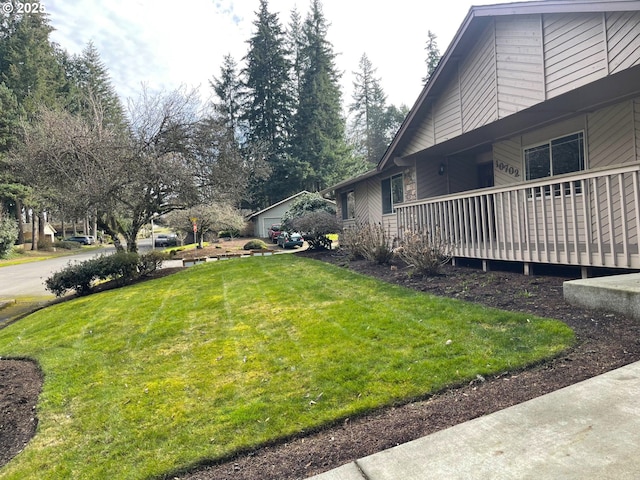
377, 0, 640, 170
247, 191, 311, 219
247, 191, 335, 219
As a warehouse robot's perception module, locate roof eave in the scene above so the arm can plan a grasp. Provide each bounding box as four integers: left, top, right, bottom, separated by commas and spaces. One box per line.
378, 0, 640, 170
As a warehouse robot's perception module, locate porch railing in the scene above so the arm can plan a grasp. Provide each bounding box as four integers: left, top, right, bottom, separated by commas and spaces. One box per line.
395, 163, 640, 269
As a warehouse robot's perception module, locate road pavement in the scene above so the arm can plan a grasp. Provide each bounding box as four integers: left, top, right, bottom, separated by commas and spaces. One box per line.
0, 244, 117, 298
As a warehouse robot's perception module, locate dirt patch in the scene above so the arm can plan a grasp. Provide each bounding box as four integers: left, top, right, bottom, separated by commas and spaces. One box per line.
0, 359, 41, 467
1, 250, 639, 479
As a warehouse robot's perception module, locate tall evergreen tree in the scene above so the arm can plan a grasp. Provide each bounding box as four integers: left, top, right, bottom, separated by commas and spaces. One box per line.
0, 3, 65, 116
286, 7, 305, 108
0, 81, 27, 221
210, 53, 244, 139
291, 0, 349, 191
349, 53, 389, 165
65, 41, 125, 130
0, 2, 65, 242
423, 30, 441, 85
242, 0, 294, 206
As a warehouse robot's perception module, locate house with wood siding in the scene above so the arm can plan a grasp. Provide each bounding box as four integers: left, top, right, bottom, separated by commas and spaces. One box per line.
327, 0, 640, 277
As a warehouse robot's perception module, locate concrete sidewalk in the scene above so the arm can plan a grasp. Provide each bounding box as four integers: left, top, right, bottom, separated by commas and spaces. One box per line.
309, 360, 640, 480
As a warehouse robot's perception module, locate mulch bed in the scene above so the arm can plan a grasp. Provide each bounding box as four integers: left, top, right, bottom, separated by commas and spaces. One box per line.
1, 249, 639, 479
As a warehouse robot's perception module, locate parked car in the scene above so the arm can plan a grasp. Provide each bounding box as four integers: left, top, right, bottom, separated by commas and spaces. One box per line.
268, 224, 282, 243
277, 232, 304, 249
65, 235, 93, 245
154, 233, 178, 247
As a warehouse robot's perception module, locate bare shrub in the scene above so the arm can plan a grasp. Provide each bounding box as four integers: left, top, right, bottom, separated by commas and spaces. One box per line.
342, 222, 395, 264
396, 230, 453, 276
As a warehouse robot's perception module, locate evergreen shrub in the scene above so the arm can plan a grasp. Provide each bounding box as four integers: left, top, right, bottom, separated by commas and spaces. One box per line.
243, 239, 268, 250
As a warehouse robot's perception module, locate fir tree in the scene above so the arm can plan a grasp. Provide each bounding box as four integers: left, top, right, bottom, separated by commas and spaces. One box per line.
423, 30, 441, 85
349, 53, 389, 164
210, 53, 244, 140
0, 3, 65, 115
0, 3, 65, 228
242, 0, 294, 205
291, 0, 349, 191
287, 7, 305, 108
65, 41, 125, 130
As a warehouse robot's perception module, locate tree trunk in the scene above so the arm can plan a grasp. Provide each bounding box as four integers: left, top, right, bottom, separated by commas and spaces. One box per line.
38, 211, 46, 245
14, 199, 25, 245
127, 237, 138, 253
31, 211, 38, 251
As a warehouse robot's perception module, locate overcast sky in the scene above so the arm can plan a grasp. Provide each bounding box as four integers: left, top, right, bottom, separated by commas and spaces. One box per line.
46, 0, 517, 113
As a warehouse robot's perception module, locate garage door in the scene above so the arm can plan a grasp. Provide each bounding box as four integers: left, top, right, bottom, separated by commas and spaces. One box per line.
263, 217, 281, 237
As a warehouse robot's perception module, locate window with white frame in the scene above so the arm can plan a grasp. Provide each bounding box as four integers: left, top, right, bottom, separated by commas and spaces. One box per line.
524, 132, 585, 195
524, 132, 585, 180
341, 190, 355, 220
382, 173, 404, 214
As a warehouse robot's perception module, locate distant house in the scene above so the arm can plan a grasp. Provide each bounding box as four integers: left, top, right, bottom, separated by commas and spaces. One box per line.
248, 191, 335, 238
326, 0, 640, 277
23, 222, 57, 244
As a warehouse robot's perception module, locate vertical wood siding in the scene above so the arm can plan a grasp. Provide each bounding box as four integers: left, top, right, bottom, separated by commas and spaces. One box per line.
493, 138, 522, 187
416, 160, 448, 199
460, 23, 498, 132
587, 102, 635, 168
635, 99, 640, 161
434, 69, 462, 143
543, 13, 607, 98
396, 10, 640, 166
495, 15, 545, 117
356, 178, 382, 225
400, 112, 435, 158
607, 11, 640, 74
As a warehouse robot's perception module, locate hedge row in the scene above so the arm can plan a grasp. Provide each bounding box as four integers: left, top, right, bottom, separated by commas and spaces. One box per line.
45, 251, 168, 297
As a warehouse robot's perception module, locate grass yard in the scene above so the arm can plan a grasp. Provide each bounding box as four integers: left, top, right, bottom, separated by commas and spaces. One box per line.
0, 255, 574, 479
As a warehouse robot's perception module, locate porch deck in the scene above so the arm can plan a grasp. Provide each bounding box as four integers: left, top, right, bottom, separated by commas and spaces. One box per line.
396, 163, 640, 275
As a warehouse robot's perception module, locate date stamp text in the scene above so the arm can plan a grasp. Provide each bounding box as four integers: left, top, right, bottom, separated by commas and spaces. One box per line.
2, 2, 46, 15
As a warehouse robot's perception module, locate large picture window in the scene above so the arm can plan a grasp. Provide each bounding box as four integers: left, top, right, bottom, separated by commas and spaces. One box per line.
382, 174, 404, 214
341, 190, 355, 220
524, 132, 585, 181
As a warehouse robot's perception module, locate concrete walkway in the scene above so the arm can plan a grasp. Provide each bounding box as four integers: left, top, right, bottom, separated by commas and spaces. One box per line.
309, 360, 640, 480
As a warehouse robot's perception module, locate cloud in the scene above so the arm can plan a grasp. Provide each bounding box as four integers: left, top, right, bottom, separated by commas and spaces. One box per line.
47, 0, 514, 108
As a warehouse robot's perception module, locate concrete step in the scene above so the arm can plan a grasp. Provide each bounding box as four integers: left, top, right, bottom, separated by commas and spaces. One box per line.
563, 273, 640, 319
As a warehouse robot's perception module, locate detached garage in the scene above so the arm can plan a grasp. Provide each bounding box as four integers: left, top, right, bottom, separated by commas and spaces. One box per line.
248, 191, 311, 239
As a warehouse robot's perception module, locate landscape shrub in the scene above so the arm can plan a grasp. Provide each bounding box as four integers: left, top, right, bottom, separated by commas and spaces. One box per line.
0, 215, 19, 259
395, 230, 453, 276
54, 240, 82, 250
218, 229, 240, 238
102, 252, 139, 283
288, 211, 340, 250
342, 221, 395, 264
45, 260, 97, 296
38, 239, 55, 251
138, 251, 169, 276
45, 252, 140, 297
243, 239, 268, 250
281, 192, 336, 232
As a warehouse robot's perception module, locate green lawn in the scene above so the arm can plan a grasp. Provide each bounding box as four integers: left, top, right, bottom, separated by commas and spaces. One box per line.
0, 255, 574, 479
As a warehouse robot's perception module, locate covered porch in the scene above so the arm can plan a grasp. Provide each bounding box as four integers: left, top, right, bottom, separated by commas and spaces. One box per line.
396, 163, 640, 276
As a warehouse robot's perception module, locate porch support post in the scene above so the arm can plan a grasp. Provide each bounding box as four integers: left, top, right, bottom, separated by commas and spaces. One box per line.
523, 262, 532, 276
482, 260, 491, 272
451, 257, 457, 267
581, 266, 592, 279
